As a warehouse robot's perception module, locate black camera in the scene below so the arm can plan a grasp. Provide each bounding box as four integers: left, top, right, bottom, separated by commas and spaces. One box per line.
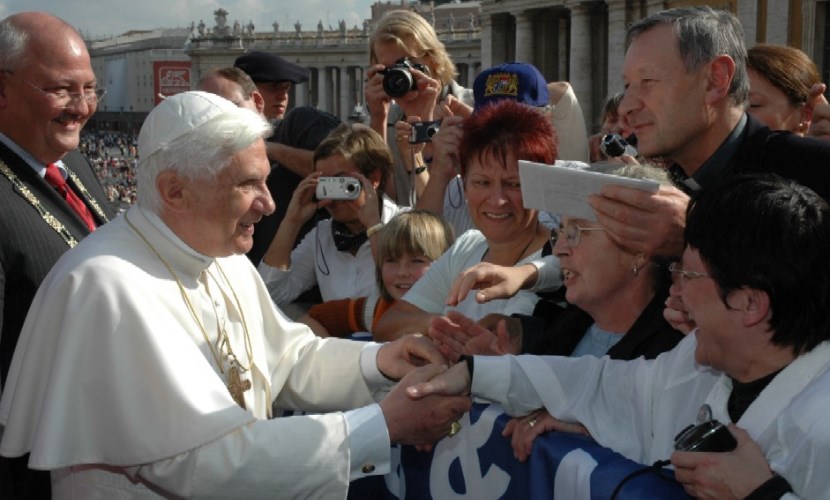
600, 133, 638, 158
410, 120, 441, 144
674, 420, 737, 452
380, 57, 430, 98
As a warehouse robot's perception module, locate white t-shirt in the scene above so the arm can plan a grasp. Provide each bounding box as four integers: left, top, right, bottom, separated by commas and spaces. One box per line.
402, 229, 541, 320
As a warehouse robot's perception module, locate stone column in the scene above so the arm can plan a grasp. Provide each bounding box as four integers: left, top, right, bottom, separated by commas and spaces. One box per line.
479, 14, 493, 68
558, 16, 568, 79
513, 10, 534, 63
317, 66, 328, 110
766, 0, 790, 44
569, 2, 593, 126
736, 0, 759, 44
801, 0, 816, 56
339, 66, 352, 122
606, 0, 627, 95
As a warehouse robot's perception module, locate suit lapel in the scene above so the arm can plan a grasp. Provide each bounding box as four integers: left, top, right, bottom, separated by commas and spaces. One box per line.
0, 143, 92, 241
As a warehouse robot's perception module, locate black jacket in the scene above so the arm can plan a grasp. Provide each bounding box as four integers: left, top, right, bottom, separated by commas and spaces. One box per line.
521, 290, 684, 361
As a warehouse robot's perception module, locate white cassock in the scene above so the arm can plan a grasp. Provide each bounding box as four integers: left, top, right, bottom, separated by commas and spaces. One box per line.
471, 334, 830, 500
0, 206, 393, 499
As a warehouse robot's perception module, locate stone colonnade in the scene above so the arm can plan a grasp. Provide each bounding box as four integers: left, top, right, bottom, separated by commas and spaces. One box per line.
478, 0, 631, 130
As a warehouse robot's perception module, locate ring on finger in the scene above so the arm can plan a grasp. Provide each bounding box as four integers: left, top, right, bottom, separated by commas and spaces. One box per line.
528, 417, 537, 428
447, 421, 462, 437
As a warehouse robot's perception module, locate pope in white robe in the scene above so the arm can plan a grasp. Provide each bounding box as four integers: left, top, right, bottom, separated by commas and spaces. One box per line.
0, 91, 470, 498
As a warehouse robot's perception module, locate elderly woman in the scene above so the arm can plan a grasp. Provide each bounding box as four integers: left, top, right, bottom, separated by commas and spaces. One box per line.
747, 44, 821, 136
372, 100, 557, 341
434, 164, 684, 359
430, 163, 685, 459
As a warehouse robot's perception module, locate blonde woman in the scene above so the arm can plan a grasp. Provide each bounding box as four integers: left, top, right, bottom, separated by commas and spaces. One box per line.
365, 10, 474, 204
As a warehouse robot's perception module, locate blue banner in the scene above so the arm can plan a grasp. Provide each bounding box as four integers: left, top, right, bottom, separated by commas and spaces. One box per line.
350, 403, 691, 499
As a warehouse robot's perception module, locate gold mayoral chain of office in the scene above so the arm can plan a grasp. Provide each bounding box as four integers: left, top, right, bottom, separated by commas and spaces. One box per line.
125, 212, 254, 409
0, 159, 110, 248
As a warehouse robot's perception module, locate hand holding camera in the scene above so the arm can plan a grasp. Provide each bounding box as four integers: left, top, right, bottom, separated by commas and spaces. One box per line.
674, 419, 737, 452
410, 120, 441, 144
380, 57, 431, 98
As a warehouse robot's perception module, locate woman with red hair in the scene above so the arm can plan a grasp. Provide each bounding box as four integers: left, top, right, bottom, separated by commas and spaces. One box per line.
373, 99, 557, 341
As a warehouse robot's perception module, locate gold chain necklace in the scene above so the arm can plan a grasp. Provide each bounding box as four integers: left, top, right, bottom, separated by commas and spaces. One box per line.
67, 170, 109, 223
0, 159, 78, 247
125, 211, 254, 409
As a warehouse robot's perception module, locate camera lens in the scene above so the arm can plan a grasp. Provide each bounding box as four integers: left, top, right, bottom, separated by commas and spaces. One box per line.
383, 68, 415, 98
600, 134, 627, 157
426, 123, 440, 138
345, 183, 357, 193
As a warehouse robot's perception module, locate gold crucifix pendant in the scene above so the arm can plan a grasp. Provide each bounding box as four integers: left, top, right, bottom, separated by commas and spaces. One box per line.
227, 364, 252, 410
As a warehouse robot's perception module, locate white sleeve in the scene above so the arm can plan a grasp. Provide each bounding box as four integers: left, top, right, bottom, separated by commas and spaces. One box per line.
526, 254, 563, 292
133, 407, 391, 498
260, 227, 320, 306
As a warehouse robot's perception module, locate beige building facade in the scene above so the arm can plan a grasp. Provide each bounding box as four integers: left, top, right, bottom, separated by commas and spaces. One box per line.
88, 0, 830, 133
185, 3, 482, 124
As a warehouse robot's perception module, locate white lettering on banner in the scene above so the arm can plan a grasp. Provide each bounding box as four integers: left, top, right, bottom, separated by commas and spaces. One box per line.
553, 448, 598, 499
428, 405, 510, 498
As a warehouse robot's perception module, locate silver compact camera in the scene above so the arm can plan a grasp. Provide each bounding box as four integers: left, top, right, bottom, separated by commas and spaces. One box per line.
410, 120, 441, 144
315, 176, 361, 200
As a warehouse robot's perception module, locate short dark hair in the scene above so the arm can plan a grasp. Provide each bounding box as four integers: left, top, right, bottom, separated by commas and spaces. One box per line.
685, 174, 830, 355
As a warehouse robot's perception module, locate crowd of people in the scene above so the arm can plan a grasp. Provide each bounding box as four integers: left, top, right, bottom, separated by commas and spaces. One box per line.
2, 5, 830, 500
79, 130, 139, 210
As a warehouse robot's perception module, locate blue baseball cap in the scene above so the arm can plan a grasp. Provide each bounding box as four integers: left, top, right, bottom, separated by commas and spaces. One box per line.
473, 62, 550, 112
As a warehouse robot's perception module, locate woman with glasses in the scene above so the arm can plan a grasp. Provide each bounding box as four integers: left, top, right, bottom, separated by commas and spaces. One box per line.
429, 163, 685, 458
435, 163, 684, 360
372, 100, 556, 341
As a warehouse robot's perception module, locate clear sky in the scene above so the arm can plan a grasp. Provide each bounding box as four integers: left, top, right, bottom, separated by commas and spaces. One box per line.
0, 0, 383, 40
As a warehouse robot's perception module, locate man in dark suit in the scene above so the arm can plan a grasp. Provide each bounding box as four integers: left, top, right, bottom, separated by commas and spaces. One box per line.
0, 11, 115, 498
587, 6, 830, 258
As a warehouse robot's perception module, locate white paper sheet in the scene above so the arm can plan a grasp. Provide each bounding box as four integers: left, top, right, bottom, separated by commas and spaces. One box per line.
520, 160, 660, 221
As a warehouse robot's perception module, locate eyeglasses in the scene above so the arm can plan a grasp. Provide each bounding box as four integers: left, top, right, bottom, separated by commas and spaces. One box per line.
551, 223, 606, 248
1, 69, 107, 109
668, 262, 711, 286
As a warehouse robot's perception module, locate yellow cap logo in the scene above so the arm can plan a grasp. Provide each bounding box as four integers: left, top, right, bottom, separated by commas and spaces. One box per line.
484, 72, 519, 98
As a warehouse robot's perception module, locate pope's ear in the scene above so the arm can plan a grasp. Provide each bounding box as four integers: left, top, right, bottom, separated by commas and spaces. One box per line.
155, 169, 187, 212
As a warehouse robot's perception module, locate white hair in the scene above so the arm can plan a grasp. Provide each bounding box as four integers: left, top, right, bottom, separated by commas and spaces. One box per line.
136, 107, 272, 213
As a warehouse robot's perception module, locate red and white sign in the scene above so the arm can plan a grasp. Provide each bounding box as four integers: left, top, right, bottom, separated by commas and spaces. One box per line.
154, 61, 191, 104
